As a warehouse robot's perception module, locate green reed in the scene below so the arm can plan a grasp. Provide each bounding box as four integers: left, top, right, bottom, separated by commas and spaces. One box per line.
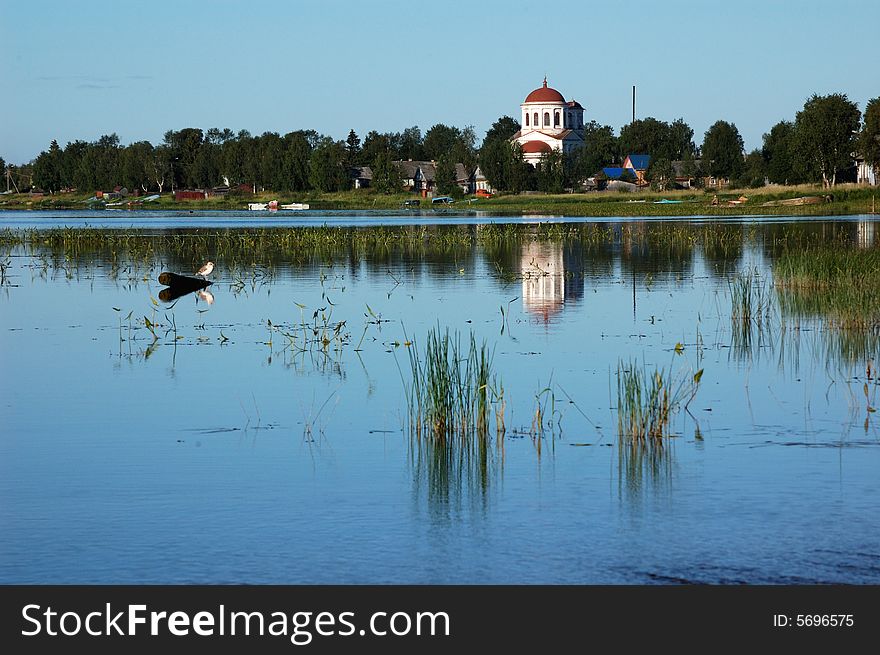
616, 359, 702, 442
404, 328, 501, 444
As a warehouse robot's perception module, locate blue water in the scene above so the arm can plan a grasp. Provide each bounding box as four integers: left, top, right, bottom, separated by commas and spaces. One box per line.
1, 211, 878, 583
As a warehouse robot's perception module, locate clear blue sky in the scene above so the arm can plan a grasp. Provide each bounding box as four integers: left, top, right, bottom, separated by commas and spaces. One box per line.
2, 0, 878, 164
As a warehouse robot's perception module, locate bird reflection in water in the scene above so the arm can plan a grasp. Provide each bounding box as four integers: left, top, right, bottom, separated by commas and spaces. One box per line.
197, 288, 215, 305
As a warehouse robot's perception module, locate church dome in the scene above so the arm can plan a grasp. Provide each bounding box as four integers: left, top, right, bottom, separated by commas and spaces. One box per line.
524, 78, 565, 103
521, 140, 552, 154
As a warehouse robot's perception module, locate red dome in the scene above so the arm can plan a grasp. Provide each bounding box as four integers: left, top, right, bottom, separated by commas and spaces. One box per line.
521, 140, 552, 154
524, 77, 565, 103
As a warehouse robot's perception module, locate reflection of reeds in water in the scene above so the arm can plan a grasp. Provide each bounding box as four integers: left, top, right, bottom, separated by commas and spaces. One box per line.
774, 247, 880, 364
405, 327, 503, 509
730, 269, 773, 360
615, 359, 699, 496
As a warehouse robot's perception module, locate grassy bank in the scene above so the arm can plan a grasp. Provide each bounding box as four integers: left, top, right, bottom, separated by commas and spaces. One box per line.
0, 184, 877, 217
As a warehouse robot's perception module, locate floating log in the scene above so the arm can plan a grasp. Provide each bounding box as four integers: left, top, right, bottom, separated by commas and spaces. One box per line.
158, 271, 212, 289
157, 272, 212, 302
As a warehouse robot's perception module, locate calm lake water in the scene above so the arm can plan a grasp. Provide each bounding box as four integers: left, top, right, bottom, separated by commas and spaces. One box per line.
1, 210, 879, 584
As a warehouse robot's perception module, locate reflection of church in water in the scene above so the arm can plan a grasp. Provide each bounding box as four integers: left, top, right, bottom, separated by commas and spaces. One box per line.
520, 242, 584, 322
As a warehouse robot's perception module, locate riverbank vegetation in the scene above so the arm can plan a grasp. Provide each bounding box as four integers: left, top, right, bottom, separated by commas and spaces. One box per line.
0, 183, 876, 216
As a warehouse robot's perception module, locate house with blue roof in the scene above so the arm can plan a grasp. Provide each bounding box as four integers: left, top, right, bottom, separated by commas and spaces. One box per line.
622, 154, 651, 186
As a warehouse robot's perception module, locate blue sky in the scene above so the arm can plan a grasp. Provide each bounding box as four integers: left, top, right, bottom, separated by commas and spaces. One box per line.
2, 0, 878, 163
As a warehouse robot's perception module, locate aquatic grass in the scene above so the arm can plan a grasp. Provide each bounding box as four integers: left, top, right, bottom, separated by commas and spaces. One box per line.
404, 327, 501, 444
616, 358, 702, 442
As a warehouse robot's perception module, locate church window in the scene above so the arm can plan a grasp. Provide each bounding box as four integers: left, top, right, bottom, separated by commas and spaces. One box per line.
525, 113, 529, 127
543, 112, 550, 127
554, 111, 560, 127
533, 112, 539, 126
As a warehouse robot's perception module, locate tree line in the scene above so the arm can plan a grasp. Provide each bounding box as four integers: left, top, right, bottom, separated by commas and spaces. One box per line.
479, 93, 880, 193
6, 92, 879, 196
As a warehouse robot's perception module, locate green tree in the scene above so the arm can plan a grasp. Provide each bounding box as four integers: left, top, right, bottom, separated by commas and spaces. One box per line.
372, 149, 402, 194
193, 142, 221, 188
739, 149, 767, 188
762, 120, 799, 185
120, 141, 155, 191
163, 128, 204, 189
33, 139, 64, 191
482, 116, 520, 147
701, 120, 744, 180
619, 117, 669, 159
434, 153, 457, 196
398, 126, 424, 161
308, 137, 348, 192
574, 121, 618, 180
62, 140, 88, 189
793, 93, 861, 187
537, 150, 566, 193
647, 157, 675, 191
423, 124, 461, 160
345, 129, 361, 166
360, 131, 396, 166
668, 118, 696, 159
283, 130, 314, 191
151, 145, 171, 193
860, 97, 880, 170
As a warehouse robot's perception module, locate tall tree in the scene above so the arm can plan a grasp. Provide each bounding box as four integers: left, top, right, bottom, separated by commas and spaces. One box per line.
434, 154, 457, 195
33, 139, 64, 191
283, 130, 314, 191
537, 150, 567, 193
619, 117, 669, 159
668, 118, 696, 159
647, 157, 675, 191
163, 128, 204, 189
739, 149, 767, 188
860, 97, 880, 170
120, 141, 155, 191
762, 120, 799, 185
372, 149, 402, 194
308, 137, 348, 192
574, 121, 618, 180
482, 116, 520, 147
345, 129, 361, 166
398, 126, 424, 161
701, 120, 744, 180
793, 93, 861, 187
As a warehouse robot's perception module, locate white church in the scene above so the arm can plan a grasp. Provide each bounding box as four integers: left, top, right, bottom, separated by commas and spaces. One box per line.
510, 77, 585, 165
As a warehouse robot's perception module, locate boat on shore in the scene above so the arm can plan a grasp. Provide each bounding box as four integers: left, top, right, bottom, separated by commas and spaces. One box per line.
281, 203, 309, 210
247, 202, 268, 211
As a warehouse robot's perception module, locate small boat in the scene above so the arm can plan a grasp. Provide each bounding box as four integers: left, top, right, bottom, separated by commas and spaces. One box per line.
281, 203, 309, 210
247, 202, 268, 211
432, 196, 454, 205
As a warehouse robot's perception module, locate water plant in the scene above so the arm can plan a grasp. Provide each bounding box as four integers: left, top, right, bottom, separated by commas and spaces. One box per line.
403, 327, 502, 443
615, 358, 703, 442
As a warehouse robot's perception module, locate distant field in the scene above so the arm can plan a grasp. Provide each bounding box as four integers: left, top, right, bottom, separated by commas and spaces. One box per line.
1, 184, 877, 217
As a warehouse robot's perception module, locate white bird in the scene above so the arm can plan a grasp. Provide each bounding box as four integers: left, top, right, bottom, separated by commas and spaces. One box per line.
195, 261, 214, 278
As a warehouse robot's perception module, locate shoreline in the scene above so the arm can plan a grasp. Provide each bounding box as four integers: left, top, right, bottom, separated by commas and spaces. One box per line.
1, 184, 876, 218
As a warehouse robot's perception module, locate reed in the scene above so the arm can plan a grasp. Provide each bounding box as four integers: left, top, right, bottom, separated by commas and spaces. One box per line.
616, 359, 702, 442
404, 327, 501, 444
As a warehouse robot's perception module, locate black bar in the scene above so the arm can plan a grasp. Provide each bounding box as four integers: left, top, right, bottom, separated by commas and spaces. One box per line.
1, 585, 876, 652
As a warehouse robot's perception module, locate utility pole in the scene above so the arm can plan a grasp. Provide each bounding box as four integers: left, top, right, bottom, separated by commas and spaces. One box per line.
632, 86, 636, 123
